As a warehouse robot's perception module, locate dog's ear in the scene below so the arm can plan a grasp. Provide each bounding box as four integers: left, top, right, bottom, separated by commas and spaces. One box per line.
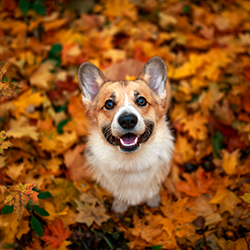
78, 62, 107, 102
139, 56, 168, 97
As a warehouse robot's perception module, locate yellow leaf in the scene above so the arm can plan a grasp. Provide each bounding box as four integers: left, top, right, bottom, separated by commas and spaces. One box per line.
168, 54, 206, 79
0, 213, 19, 245
221, 149, 240, 175
59, 241, 72, 250
181, 112, 208, 140
12, 89, 44, 119
103, 49, 126, 63
210, 188, 241, 215
5, 163, 25, 181
16, 219, 30, 240
7, 126, 39, 141
174, 135, 194, 164
29, 61, 56, 89
42, 201, 69, 221
158, 12, 177, 28
43, 18, 68, 32
103, 0, 137, 21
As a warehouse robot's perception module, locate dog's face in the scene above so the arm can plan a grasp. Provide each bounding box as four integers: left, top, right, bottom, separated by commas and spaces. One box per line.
78, 57, 171, 153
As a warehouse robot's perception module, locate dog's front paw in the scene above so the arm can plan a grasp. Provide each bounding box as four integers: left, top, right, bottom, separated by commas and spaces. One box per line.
112, 199, 128, 213
147, 194, 161, 208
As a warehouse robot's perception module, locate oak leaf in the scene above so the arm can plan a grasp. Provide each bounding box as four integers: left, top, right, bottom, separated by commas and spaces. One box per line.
4, 182, 39, 220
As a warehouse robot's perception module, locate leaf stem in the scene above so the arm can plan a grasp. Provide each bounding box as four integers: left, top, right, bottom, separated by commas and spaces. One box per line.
0, 179, 9, 189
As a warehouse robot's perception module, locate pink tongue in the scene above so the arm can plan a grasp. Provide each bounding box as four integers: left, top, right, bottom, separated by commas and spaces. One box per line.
121, 134, 137, 144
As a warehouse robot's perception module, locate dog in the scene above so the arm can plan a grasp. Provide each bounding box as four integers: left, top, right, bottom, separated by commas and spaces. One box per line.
78, 56, 174, 213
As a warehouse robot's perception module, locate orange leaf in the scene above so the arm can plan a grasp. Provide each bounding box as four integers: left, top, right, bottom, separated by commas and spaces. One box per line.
42, 218, 71, 248
4, 182, 39, 220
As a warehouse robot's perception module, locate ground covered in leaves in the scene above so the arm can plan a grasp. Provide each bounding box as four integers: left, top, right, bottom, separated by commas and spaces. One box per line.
1, 0, 250, 249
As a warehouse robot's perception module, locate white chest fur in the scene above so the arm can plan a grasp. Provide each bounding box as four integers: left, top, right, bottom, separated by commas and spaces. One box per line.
85, 119, 174, 205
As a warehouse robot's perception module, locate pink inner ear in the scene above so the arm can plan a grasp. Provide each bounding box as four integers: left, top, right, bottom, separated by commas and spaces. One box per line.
148, 67, 160, 93
85, 72, 100, 99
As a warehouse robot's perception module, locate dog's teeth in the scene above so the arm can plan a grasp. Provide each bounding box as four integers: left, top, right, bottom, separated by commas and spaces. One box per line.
120, 136, 138, 146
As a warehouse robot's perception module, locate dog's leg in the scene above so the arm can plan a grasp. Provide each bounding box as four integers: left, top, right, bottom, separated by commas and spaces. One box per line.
147, 193, 161, 208
112, 198, 128, 213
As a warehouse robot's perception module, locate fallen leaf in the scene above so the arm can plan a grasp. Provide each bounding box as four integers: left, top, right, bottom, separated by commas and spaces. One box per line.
4, 183, 39, 220
42, 218, 71, 248
210, 188, 241, 215
75, 200, 109, 226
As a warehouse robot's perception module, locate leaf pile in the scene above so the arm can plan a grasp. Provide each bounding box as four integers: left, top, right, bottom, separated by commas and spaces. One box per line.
0, 0, 250, 249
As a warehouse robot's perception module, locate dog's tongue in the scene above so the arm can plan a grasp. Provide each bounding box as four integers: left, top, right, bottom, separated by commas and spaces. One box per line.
120, 133, 138, 146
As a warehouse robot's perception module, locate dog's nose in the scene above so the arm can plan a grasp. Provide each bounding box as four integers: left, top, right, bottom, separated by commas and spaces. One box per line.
118, 114, 138, 129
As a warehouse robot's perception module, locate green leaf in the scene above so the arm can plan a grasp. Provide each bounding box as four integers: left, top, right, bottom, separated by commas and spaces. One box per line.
19, 0, 30, 15
1, 205, 14, 214
57, 118, 71, 134
182, 5, 190, 14
33, 206, 49, 216
30, 216, 43, 237
48, 44, 62, 66
51, 44, 62, 54
212, 131, 223, 158
151, 246, 163, 250
241, 193, 250, 206
38, 191, 52, 199
3, 243, 14, 249
32, 0, 46, 15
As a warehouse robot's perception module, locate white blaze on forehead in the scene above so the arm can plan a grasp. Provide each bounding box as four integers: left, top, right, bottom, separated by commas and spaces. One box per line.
122, 82, 130, 106
111, 81, 145, 137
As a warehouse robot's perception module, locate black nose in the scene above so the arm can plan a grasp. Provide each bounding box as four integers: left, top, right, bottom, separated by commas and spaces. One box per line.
118, 114, 138, 129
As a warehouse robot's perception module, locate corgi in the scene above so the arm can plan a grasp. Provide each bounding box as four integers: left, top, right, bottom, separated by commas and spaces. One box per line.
78, 56, 174, 213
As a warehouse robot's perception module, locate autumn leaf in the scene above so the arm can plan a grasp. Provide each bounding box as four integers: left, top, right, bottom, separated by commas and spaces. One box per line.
210, 188, 241, 215
221, 149, 240, 175
0, 59, 21, 97
4, 182, 39, 220
42, 218, 71, 248
0, 81, 21, 97
0, 130, 12, 154
75, 192, 109, 226
181, 112, 208, 140
240, 193, 250, 206
1, 1, 250, 249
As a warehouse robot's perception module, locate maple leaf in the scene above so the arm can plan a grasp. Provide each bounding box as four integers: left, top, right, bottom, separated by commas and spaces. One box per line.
0, 130, 12, 154
42, 218, 71, 248
0, 59, 21, 98
221, 149, 240, 175
210, 188, 241, 215
75, 202, 109, 226
181, 112, 208, 140
4, 182, 39, 220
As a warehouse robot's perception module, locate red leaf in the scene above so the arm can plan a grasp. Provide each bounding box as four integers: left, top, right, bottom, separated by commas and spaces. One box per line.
42, 218, 71, 248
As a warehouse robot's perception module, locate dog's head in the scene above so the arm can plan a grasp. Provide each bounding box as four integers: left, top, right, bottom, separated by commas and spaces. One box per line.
78, 57, 171, 153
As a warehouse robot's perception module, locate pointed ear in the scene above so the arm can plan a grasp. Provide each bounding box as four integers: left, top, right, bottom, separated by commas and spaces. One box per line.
139, 56, 168, 97
78, 62, 107, 101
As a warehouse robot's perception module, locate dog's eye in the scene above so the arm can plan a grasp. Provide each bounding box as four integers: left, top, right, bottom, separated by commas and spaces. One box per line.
136, 97, 147, 106
104, 100, 115, 110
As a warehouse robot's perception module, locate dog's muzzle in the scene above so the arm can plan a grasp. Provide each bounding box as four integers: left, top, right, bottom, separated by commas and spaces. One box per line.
102, 113, 154, 153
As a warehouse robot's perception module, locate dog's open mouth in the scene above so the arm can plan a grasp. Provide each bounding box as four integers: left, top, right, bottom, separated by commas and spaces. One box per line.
102, 122, 154, 153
